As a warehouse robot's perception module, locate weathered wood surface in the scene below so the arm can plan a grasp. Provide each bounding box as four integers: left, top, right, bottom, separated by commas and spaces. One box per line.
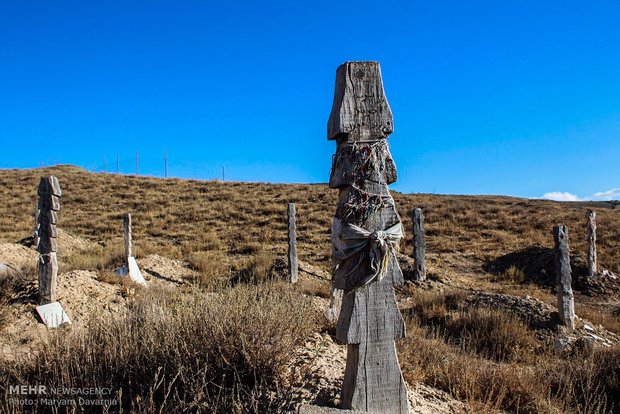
412, 208, 426, 281
124, 213, 132, 261
328, 61, 397, 189
586, 210, 597, 277
329, 61, 408, 413
328, 61, 393, 142
287, 202, 298, 283
37, 176, 61, 304
327, 286, 343, 323
553, 225, 575, 330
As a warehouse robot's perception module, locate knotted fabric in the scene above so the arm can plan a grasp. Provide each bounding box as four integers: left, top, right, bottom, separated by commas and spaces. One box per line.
332, 217, 403, 290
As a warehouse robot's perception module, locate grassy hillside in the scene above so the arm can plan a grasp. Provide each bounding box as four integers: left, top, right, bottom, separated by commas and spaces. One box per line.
1, 165, 619, 413
1, 165, 617, 273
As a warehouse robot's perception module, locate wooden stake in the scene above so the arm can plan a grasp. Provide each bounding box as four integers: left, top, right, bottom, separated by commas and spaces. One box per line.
287, 203, 298, 283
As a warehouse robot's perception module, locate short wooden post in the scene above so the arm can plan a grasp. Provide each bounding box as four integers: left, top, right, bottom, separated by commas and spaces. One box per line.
37, 177, 61, 304
554, 225, 575, 330
412, 208, 426, 281
124, 213, 132, 265
586, 210, 597, 277
287, 203, 298, 283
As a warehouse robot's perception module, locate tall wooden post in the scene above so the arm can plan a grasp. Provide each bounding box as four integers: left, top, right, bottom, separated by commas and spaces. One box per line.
586, 210, 597, 277
412, 208, 426, 281
117, 154, 120, 174
287, 202, 298, 283
164, 151, 168, 178
554, 225, 575, 330
135, 152, 138, 175
329, 61, 408, 413
37, 177, 61, 304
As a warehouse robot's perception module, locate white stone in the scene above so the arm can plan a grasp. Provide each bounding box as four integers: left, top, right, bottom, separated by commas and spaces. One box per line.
583, 324, 594, 332
36, 301, 71, 328
588, 333, 604, 342
128, 256, 146, 286
554, 336, 572, 351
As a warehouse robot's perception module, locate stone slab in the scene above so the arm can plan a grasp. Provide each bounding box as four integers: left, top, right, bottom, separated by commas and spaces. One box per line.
128, 256, 146, 286
35, 301, 71, 328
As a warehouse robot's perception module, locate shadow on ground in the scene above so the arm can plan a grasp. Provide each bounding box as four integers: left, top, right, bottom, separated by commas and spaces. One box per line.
484, 246, 588, 288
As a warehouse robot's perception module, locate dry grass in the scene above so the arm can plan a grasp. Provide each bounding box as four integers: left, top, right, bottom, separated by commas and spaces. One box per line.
0, 166, 617, 275
1, 165, 618, 412
0, 282, 317, 413
399, 289, 619, 413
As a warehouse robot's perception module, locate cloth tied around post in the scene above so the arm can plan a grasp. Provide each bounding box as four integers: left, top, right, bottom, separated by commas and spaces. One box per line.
331, 217, 403, 291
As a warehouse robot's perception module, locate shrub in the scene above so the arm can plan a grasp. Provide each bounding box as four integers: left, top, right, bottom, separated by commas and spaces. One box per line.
0, 282, 316, 413
187, 250, 230, 288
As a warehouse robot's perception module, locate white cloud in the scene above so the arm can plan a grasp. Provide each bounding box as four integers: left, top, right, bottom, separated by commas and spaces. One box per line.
540, 191, 581, 202
538, 187, 620, 202
589, 187, 620, 201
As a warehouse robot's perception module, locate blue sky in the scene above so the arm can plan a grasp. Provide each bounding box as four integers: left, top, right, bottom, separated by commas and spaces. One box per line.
1, 1, 619, 199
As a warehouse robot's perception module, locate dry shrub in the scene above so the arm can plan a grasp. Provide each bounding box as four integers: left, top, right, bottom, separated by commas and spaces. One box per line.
576, 304, 620, 336
0, 264, 36, 329
493, 265, 527, 284
238, 250, 275, 284
62, 243, 125, 273
181, 230, 223, 254
0, 282, 316, 413
546, 346, 619, 413
187, 250, 230, 288
447, 306, 536, 363
399, 289, 617, 413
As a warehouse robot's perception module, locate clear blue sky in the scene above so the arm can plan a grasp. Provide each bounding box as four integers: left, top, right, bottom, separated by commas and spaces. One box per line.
1, 1, 619, 199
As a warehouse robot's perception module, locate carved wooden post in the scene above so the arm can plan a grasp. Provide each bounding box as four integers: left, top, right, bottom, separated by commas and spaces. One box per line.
586, 210, 597, 277
37, 177, 61, 304
329, 61, 408, 413
287, 202, 298, 283
412, 208, 426, 281
123, 213, 132, 265
553, 225, 575, 330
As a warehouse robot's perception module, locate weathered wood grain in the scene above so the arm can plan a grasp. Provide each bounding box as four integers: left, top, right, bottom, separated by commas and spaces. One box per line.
37, 176, 61, 304
412, 208, 426, 281
287, 202, 298, 283
328, 62, 393, 142
124, 213, 132, 261
554, 225, 575, 330
586, 210, 597, 277
329, 61, 408, 413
